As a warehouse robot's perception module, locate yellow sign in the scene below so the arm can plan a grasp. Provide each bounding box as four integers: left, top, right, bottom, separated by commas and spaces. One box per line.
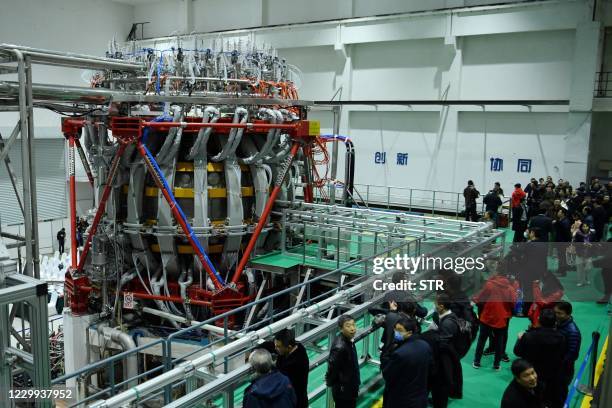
308, 120, 320, 136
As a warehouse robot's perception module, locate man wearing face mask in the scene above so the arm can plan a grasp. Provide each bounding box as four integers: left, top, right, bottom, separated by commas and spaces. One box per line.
381, 317, 433, 408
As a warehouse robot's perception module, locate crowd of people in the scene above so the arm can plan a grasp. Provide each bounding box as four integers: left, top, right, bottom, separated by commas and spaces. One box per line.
468, 176, 612, 302
242, 295, 584, 408
241, 176, 609, 408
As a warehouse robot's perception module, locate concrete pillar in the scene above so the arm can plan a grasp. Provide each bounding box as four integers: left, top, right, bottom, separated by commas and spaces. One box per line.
565, 21, 601, 185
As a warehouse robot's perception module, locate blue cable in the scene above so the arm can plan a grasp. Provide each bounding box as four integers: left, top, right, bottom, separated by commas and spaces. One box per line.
320, 134, 350, 142
142, 116, 225, 287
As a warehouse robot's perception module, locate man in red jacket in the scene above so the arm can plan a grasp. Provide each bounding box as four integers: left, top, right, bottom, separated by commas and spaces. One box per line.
472, 271, 517, 370
511, 183, 526, 208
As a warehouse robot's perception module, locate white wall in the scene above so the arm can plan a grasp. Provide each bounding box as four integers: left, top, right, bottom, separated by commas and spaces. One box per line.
128, 0, 599, 195
0, 0, 134, 241
134, 0, 540, 37
461, 30, 575, 100
0, 0, 134, 136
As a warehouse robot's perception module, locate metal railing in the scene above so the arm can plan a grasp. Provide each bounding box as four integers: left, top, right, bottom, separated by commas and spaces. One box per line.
313, 183, 510, 218
52, 238, 415, 407
594, 71, 612, 97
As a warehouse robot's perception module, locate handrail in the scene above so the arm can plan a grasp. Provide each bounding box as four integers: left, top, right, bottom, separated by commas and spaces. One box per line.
53, 238, 416, 406
564, 331, 600, 408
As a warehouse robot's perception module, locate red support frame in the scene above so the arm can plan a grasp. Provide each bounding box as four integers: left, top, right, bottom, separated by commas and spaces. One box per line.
68, 135, 78, 268
74, 138, 94, 187
231, 142, 302, 285
76, 143, 128, 271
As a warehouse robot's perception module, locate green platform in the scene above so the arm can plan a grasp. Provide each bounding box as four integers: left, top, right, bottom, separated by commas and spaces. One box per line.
223, 227, 610, 408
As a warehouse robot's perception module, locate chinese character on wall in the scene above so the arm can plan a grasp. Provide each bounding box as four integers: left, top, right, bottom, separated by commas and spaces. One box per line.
396, 153, 408, 166
490, 157, 503, 172
517, 159, 532, 173
374, 151, 386, 164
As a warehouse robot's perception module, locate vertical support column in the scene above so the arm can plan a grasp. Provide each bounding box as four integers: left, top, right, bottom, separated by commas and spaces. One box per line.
432, 30, 463, 192
0, 303, 12, 408
25, 56, 40, 279
183, 0, 193, 35
565, 21, 600, 185
15, 50, 33, 277
29, 292, 51, 408
68, 136, 78, 268
329, 106, 340, 203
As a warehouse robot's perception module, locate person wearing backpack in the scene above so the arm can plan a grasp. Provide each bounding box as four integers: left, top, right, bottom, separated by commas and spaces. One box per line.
430, 294, 464, 407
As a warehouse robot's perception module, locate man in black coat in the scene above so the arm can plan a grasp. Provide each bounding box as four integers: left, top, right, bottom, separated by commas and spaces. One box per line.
484, 190, 503, 227
513, 309, 566, 408
326, 314, 360, 408
57, 227, 66, 254
382, 317, 433, 408
528, 208, 553, 242
464, 180, 480, 221
430, 294, 463, 407
501, 359, 546, 408
593, 199, 608, 241
272, 329, 309, 408
553, 208, 572, 276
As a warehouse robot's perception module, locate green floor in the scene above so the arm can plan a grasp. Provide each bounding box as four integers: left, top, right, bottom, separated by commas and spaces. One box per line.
247, 226, 610, 408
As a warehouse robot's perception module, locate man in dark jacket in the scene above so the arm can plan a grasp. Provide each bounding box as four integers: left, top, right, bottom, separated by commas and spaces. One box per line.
463, 180, 480, 221
326, 314, 360, 408
57, 227, 66, 254
513, 309, 566, 408
501, 359, 546, 408
430, 294, 463, 407
243, 349, 297, 408
512, 197, 529, 242
382, 317, 433, 408
528, 209, 553, 242
273, 329, 309, 408
553, 208, 572, 276
484, 190, 503, 227
593, 199, 608, 241
554, 301, 582, 404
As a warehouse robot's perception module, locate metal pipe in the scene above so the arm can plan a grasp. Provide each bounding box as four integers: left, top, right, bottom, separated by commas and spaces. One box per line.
241, 108, 277, 164
25, 55, 40, 278
90, 269, 373, 408
186, 106, 218, 160
0, 121, 20, 164
330, 106, 340, 203
0, 44, 144, 71
99, 327, 138, 388
124, 291, 211, 307
141, 307, 232, 336
77, 143, 127, 271
12, 50, 34, 276
0, 81, 312, 106
142, 120, 297, 131
232, 142, 300, 284
210, 107, 247, 162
